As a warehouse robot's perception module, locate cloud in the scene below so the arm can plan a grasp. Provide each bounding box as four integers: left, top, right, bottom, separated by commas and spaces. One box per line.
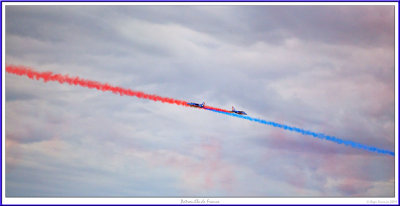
5, 5, 395, 197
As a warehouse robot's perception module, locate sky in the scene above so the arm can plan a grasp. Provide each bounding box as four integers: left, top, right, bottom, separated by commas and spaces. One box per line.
4, 5, 395, 197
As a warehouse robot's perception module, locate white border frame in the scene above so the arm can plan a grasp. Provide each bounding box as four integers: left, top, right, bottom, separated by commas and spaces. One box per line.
1, 2, 398, 205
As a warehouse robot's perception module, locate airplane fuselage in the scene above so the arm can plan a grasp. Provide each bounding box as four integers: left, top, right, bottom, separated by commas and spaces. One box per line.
187, 102, 205, 108
232, 111, 247, 115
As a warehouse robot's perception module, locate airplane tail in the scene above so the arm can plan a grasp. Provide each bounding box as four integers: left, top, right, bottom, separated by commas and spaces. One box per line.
201, 102, 205, 107
232, 106, 235, 111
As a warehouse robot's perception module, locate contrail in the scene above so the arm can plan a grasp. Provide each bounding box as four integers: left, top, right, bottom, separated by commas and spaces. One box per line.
6, 65, 188, 106
204, 105, 231, 113
204, 108, 395, 156
6, 65, 395, 157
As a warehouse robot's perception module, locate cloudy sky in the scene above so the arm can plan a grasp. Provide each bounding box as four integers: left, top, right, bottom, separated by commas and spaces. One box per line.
5, 5, 395, 197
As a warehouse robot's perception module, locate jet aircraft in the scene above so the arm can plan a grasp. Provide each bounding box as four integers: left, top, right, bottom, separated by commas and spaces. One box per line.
187, 102, 205, 108
231, 106, 247, 115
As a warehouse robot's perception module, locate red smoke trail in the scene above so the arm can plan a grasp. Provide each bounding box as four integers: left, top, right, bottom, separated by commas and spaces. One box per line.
6, 65, 189, 106
203, 105, 231, 113
8, 66, 393, 156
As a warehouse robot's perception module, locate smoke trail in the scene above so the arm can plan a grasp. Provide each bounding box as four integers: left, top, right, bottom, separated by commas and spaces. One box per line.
7, 65, 394, 157
204, 105, 231, 113
204, 108, 395, 156
6, 65, 188, 106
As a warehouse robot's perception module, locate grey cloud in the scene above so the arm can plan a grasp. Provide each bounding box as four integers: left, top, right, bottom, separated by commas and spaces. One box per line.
113, 6, 394, 47
5, 5, 394, 197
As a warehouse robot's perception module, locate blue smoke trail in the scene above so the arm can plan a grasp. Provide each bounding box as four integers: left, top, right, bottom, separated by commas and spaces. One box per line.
204, 108, 394, 157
